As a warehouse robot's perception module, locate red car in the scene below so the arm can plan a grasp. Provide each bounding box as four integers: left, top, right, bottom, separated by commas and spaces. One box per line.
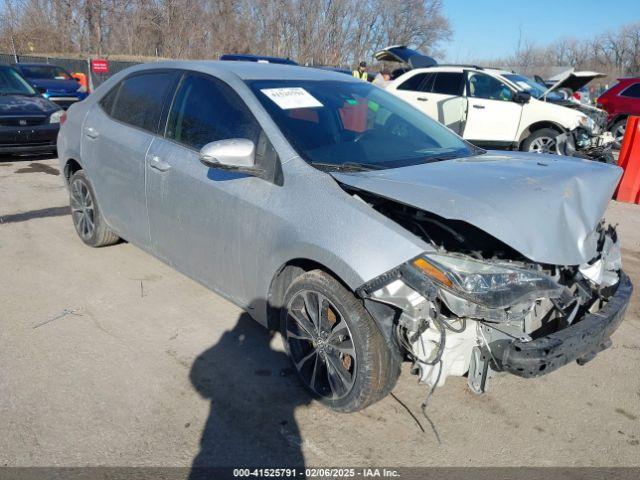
597, 77, 640, 145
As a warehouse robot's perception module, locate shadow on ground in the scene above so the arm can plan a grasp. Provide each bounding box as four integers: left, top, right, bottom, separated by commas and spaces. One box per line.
0, 205, 69, 224
189, 312, 311, 478
0, 152, 57, 163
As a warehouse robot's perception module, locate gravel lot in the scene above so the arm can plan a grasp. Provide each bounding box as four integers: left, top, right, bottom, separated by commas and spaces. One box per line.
1, 155, 639, 468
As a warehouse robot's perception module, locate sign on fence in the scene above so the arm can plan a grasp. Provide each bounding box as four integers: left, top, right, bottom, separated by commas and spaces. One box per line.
91, 59, 109, 74
2, 52, 139, 89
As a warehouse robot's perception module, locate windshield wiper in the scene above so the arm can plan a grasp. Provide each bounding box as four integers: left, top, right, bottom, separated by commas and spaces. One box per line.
309, 161, 379, 172
420, 148, 484, 163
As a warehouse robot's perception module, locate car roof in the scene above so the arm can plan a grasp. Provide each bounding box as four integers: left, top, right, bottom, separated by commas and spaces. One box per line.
219, 54, 298, 65
125, 60, 360, 83
484, 68, 513, 75
404, 65, 505, 74
404, 66, 465, 73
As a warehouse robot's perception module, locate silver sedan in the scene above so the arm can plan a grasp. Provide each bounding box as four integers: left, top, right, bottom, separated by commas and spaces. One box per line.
57, 61, 632, 412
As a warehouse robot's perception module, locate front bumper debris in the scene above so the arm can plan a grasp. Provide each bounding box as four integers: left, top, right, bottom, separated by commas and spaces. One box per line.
556, 130, 615, 163
500, 271, 632, 378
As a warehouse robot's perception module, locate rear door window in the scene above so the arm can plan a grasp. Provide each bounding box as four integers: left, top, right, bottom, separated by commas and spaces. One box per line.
621, 83, 640, 99
431, 72, 464, 95
109, 71, 177, 133
397, 73, 434, 92
166, 73, 261, 149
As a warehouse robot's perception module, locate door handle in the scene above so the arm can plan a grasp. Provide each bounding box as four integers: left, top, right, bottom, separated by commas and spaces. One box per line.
83, 126, 99, 139
148, 155, 172, 172
417, 97, 429, 101
472, 104, 485, 109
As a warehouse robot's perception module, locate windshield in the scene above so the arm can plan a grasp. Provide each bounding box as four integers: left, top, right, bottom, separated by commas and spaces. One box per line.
19, 65, 72, 80
503, 74, 562, 100
247, 79, 476, 170
0, 67, 37, 96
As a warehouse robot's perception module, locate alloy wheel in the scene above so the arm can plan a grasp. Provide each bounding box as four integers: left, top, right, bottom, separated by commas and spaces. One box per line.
70, 179, 95, 240
285, 290, 357, 400
528, 136, 557, 154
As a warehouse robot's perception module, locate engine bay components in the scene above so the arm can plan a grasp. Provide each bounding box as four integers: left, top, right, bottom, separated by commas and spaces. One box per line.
355, 190, 631, 395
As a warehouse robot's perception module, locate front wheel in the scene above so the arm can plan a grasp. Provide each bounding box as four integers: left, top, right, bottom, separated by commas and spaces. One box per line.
521, 128, 561, 154
281, 270, 400, 412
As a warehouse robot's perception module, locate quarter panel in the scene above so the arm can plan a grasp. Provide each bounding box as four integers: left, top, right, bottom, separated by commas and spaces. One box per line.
57, 101, 91, 178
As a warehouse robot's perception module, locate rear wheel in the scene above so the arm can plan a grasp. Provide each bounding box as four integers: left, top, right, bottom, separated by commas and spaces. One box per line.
281, 270, 400, 412
69, 170, 119, 247
522, 128, 561, 154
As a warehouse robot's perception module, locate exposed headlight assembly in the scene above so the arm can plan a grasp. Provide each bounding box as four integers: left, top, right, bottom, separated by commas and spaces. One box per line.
578, 115, 596, 133
49, 110, 65, 124
411, 254, 564, 309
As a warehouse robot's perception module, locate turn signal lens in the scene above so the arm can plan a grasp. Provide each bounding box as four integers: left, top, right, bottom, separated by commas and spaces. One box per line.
412, 257, 453, 287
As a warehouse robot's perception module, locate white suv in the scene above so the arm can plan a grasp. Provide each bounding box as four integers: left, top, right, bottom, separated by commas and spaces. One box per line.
385, 65, 613, 160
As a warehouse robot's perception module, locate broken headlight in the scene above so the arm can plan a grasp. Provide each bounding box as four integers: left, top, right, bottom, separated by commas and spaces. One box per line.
578, 115, 596, 134
411, 254, 564, 309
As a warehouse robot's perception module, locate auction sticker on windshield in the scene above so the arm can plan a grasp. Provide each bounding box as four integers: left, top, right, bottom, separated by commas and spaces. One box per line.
261, 88, 323, 109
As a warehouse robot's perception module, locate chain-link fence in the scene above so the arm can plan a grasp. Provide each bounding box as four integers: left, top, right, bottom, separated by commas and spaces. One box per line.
0, 53, 141, 90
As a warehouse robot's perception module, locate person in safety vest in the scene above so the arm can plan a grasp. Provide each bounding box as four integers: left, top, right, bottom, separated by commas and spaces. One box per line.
352, 61, 368, 81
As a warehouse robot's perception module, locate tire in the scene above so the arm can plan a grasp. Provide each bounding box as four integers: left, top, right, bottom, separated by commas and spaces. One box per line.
280, 270, 400, 412
609, 119, 627, 148
521, 128, 561, 154
68, 170, 119, 247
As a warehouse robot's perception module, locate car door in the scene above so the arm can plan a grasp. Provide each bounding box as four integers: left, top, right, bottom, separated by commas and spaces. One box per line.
391, 72, 437, 118
426, 71, 467, 135
145, 72, 280, 305
391, 71, 468, 135
81, 70, 179, 247
461, 70, 523, 146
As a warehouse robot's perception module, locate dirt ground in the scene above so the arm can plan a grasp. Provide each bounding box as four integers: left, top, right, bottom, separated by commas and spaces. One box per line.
1, 156, 639, 468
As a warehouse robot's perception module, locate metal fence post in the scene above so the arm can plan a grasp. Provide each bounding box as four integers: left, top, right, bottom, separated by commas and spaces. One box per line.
87, 57, 95, 93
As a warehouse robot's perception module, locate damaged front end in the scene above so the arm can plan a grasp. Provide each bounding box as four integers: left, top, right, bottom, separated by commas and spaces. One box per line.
556, 110, 615, 163
354, 193, 632, 394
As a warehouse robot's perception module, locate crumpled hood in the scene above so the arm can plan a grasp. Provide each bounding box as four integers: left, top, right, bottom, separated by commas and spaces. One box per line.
332, 152, 623, 266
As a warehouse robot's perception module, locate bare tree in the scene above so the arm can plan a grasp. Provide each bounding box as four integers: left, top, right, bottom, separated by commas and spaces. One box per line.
0, 0, 451, 68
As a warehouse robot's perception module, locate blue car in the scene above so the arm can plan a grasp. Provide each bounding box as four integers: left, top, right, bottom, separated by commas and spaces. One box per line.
219, 53, 298, 65
12, 63, 88, 109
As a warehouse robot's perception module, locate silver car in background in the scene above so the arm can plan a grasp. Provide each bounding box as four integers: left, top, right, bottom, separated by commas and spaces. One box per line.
57, 61, 632, 412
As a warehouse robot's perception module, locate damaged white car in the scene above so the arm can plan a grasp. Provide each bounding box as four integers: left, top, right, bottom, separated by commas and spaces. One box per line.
57, 62, 632, 413
382, 58, 615, 163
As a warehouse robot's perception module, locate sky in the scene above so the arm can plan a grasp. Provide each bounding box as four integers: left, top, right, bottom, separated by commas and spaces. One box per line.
441, 0, 640, 62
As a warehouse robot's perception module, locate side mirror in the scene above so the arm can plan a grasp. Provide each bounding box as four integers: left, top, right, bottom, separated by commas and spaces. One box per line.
33, 85, 46, 94
199, 138, 262, 175
513, 91, 531, 104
